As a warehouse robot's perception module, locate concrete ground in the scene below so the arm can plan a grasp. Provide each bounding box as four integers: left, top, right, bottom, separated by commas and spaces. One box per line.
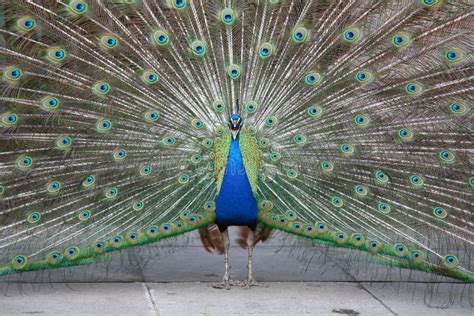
0, 228, 472, 315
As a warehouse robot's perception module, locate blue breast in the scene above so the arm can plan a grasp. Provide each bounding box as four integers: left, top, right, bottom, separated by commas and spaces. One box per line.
215, 136, 258, 228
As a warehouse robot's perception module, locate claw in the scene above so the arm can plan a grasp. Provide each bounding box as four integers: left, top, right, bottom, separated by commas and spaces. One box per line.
242, 277, 266, 290
212, 277, 241, 290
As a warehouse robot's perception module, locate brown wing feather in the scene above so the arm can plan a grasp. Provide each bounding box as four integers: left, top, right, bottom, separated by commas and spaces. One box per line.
199, 225, 225, 254
235, 225, 273, 249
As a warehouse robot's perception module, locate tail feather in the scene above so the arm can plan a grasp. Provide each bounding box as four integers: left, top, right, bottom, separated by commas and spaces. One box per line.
0, 0, 472, 281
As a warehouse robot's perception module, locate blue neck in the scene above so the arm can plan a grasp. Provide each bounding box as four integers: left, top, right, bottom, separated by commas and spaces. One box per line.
215, 136, 258, 229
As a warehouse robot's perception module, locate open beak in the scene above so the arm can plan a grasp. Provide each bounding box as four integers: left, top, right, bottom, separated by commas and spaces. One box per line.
229, 114, 242, 139
229, 121, 241, 140
231, 129, 239, 140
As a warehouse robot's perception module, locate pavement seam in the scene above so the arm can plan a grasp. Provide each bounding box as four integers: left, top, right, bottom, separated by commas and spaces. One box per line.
142, 282, 160, 316
324, 254, 398, 315
135, 252, 160, 316
355, 282, 397, 315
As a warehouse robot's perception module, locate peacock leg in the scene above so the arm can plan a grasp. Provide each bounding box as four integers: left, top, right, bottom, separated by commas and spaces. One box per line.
212, 229, 240, 290
242, 229, 265, 289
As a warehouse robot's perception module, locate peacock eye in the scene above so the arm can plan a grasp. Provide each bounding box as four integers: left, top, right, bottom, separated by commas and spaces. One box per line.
132, 200, 144, 211
442, 254, 459, 269
17, 17, 36, 32
142, 70, 158, 84
113, 148, 127, 161
355, 70, 373, 83
423, 0, 440, 6
13, 255, 28, 269
391, 32, 411, 48
1, 112, 18, 127
220, 8, 236, 24
78, 209, 92, 221
212, 101, 226, 112
191, 118, 205, 129
405, 82, 423, 95
439, 149, 455, 163
47, 181, 62, 194
354, 114, 370, 127
4, 66, 23, 81
27, 212, 42, 223
163, 135, 176, 146
304, 72, 322, 86
96, 119, 112, 132
375, 170, 390, 184
307, 105, 323, 118
259, 42, 274, 59
433, 207, 447, 219
227, 64, 241, 79
69, 1, 88, 14
342, 27, 362, 43
47, 47, 67, 63
172, 0, 186, 9
321, 161, 334, 173
178, 174, 190, 185
378, 202, 391, 214
153, 30, 170, 46
191, 40, 206, 56
93, 82, 111, 95
332, 197, 343, 207
292, 27, 309, 43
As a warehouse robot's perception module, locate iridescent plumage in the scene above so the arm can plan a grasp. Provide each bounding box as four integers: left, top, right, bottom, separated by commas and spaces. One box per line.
0, 0, 472, 286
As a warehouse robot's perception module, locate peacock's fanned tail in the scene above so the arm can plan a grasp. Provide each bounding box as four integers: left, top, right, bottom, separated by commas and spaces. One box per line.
0, 0, 473, 281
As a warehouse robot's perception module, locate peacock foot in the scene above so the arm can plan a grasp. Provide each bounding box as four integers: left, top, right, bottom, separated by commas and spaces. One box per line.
241, 277, 266, 290
212, 276, 242, 290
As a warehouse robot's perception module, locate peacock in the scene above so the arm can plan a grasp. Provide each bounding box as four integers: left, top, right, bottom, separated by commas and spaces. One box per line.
0, 0, 473, 290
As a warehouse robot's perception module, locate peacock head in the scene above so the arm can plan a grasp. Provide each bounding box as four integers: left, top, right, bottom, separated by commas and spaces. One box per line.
229, 113, 242, 139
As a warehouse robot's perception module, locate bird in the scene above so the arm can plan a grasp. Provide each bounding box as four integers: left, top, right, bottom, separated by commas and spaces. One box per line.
0, 0, 473, 290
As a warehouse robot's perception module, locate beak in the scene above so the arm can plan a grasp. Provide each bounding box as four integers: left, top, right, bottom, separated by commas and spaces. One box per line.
229, 121, 240, 140
231, 129, 239, 139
